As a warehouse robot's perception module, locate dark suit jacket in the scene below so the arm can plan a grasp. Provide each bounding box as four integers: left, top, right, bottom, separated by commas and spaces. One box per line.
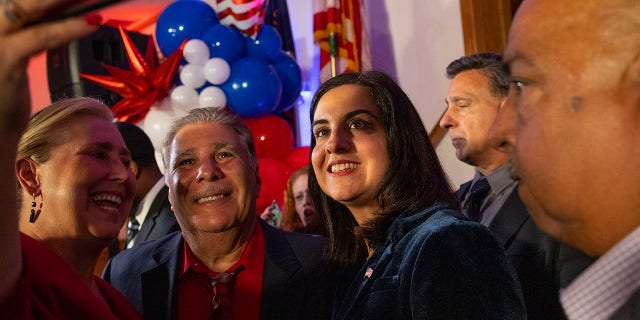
458, 181, 594, 320
133, 186, 179, 245
333, 202, 526, 320
103, 219, 334, 320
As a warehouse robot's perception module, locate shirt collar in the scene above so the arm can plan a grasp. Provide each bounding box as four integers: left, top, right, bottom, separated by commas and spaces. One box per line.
560, 225, 640, 319
133, 176, 166, 223
181, 217, 265, 276
474, 162, 516, 196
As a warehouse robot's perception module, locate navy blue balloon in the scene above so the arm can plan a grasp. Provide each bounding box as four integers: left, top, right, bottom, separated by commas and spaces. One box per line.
221, 57, 283, 118
156, 1, 219, 57
201, 24, 247, 64
246, 25, 282, 60
272, 52, 302, 112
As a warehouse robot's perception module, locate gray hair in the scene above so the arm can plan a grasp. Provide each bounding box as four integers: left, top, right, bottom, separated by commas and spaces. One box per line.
446, 52, 509, 99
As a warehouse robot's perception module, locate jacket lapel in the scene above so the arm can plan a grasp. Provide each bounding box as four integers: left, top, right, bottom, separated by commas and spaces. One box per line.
260, 219, 301, 318
335, 244, 394, 319
137, 186, 170, 242
487, 191, 530, 249
140, 232, 182, 320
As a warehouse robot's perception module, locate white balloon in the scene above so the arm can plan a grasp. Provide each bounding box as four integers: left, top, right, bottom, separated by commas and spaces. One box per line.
170, 85, 200, 112
203, 58, 231, 85
199, 86, 227, 108
183, 39, 210, 65
179, 63, 207, 89
141, 101, 178, 150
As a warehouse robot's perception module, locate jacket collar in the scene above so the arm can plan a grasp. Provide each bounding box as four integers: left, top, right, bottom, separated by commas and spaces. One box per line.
383, 201, 457, 246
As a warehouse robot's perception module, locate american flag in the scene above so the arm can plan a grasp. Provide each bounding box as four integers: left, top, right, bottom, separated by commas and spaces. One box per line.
313, 0, 371, 82
214, 0, 268, 37
264, 0, 296, 57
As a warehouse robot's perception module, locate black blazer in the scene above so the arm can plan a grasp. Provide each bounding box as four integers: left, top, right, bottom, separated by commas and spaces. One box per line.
458, 181, 594, 320
103, 219, 334, 320
133, 186, 179, 245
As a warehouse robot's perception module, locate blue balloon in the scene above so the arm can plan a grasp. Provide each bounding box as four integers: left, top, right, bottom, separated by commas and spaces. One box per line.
272, 52, 302, 113
221, 57, 282, 118
201, 24, 247, 64
246, 25, 282, 60
155, 1, 219, 57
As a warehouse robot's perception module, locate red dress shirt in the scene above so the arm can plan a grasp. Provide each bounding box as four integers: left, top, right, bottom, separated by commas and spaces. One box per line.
177, 219, 265, 319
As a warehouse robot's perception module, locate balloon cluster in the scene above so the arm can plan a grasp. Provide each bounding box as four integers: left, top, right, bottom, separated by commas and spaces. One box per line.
151, 0, 307, 213
244, 115, 311, 212
155, 0, 302, 118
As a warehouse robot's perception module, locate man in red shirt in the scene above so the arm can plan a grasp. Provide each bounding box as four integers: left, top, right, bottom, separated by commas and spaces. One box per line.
103, 107, 334, 319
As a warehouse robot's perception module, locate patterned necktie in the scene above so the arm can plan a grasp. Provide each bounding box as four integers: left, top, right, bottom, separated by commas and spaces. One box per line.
464, 178, 491, 222
126, 217, 140, 246
210, 266, 244, 320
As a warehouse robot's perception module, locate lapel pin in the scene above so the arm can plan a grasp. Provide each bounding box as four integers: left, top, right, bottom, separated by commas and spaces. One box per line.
364, 267, 373, 278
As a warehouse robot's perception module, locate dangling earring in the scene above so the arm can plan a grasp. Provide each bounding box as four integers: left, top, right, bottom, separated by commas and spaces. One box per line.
29, 193, 42, 223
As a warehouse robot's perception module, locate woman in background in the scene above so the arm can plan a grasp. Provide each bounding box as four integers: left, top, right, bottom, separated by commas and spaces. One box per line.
261, 166, 326, 236
281, 165, 325, 236
309, 71, 525, 319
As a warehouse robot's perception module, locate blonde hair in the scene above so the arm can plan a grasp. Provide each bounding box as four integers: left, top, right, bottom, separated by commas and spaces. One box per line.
18, 97, 113, 164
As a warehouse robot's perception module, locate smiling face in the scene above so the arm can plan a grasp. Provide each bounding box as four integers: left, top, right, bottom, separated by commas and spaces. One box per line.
491, 0, 640, 255
34, 115, 135, 242
442, 69, 507, 171
311, 84, 389, 222
291, 173, 319, 228
166, 122, 259, 236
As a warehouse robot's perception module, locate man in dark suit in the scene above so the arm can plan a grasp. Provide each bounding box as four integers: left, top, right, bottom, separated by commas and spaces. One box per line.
116, 122, 179, 249
441, 53, 593, 319
490, 1, 640, 318
104, 108, 333, 319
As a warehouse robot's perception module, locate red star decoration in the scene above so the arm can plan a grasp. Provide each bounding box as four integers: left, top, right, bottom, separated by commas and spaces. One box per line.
81, 26, 186, 123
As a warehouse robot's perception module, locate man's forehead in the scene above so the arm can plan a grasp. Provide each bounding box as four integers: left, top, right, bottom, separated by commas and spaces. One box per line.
506, 0, 604, 72
504, 1, 552, 68
171, 124, 244, 150
171, 140, 243, 154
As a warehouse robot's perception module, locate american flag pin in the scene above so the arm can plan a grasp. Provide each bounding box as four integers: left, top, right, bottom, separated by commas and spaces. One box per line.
364, 267, 373, 278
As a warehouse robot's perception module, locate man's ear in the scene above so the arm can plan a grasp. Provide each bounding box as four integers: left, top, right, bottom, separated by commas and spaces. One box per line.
16, 159, 40, 196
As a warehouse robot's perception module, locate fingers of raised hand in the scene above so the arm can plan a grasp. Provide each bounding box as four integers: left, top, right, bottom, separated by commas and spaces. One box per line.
261, 211, 275, 221
0, 0, 98, 67
0, 0, 92, 31
0, 0, 28, 30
